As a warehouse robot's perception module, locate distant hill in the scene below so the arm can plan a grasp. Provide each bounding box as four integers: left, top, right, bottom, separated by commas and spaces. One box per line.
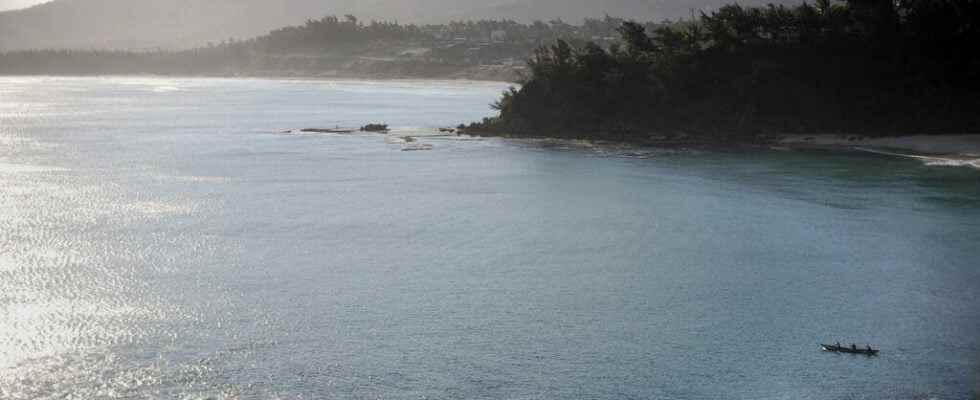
0, 0, 799, 50
0, 0, 335, 50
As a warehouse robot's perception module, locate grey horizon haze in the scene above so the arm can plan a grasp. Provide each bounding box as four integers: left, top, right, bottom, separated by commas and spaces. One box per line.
0, 0, 44, 11
0, 0, 798, 51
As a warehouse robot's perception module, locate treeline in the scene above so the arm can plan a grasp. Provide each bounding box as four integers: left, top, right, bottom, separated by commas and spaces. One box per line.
250, 15, 429, 52
251, 15, 643, 51
466, 0, 980, 140
0, 15, 643, 76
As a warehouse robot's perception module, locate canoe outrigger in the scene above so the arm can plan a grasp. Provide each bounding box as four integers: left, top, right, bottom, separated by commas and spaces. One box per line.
821, 343, 879, 356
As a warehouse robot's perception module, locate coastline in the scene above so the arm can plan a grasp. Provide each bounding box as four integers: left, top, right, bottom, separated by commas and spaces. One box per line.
0, 63, 525, 83
461, 130, 980, 169
222, 63, 523, 83
4, 73, 976, 168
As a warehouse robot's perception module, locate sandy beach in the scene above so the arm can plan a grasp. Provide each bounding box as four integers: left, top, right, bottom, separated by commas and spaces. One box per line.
778, 134, 980, 169
778, 134, 980, 156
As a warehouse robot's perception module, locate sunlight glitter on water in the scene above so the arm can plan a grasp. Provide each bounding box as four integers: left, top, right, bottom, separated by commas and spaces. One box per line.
0, 158, 185, 380
0, 300, 149, 368
0, 163, 67, 173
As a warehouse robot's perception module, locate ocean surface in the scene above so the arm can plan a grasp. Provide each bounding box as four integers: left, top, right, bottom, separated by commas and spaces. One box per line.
1, 76, 978, 400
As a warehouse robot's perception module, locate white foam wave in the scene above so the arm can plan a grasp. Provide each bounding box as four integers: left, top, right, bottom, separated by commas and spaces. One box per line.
856, 148, 980, 170
923, 158, 980, 169
152, 86, 182, 93
159, 175, 229, 184
0, 163, 68, 173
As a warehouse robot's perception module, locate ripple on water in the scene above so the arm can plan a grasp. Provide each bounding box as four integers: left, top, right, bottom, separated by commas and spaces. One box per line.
0, 252, 17, 273
0, 351, 244, 400
0, 157, 217, 398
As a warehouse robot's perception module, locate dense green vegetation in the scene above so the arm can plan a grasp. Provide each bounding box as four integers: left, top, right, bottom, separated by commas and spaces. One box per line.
0, 15, 640, 78
465, 0, 980, 140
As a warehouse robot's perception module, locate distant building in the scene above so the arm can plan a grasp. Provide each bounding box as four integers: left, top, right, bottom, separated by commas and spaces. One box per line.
491, 30, 507, 43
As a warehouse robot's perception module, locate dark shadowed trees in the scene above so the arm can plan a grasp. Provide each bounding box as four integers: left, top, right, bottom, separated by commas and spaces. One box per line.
466, 0, 980, 140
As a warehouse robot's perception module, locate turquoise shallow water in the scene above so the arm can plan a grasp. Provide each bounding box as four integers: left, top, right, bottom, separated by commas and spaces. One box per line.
1, 77, 978, 399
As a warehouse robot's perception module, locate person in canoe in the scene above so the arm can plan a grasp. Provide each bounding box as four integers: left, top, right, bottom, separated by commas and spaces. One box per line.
851, 344, 857, 351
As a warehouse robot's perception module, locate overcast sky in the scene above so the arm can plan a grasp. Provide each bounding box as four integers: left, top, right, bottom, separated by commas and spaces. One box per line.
0, 0, 46, 11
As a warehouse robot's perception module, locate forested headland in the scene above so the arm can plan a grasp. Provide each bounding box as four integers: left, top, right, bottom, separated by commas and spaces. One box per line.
3, 1, 977, 139
464, 0, 980, 140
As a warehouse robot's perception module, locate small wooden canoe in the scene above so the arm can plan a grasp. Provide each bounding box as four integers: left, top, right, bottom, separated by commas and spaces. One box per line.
821, 344, 879, 356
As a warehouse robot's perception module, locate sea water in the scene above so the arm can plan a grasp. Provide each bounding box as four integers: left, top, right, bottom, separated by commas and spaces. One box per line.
1, 77, 978, 399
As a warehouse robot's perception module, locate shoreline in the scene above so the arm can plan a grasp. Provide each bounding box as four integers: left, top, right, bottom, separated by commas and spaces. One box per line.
0, 74, 517, 85
0, 66, 524, 84
4, 73, 976, 167
463, 129, 980, 156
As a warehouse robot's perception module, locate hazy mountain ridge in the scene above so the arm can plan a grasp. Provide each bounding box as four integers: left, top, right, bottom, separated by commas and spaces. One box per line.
0, 0, 797, 50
